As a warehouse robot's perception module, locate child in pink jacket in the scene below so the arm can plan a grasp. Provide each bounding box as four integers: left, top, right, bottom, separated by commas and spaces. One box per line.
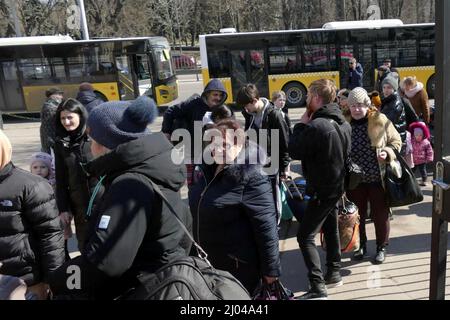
409, 122, 434, 186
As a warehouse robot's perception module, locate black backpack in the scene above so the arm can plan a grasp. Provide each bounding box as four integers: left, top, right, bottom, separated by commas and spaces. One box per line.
127, 256, 250, 300
123, 178, 251, 300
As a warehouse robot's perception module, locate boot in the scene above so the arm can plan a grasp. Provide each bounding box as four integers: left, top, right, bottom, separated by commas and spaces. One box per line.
296, 282, 328, 300
324, 269, 343, 288
353, 243, 367, 261
420, 178, 428, 187
374, 246, 386, 264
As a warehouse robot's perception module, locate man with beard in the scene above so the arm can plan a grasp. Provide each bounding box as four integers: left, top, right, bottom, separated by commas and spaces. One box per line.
162, 79, 228, 185
289, 79, 351, 300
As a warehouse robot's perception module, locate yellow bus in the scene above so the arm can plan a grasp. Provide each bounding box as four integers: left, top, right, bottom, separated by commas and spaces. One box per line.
199, 20, 435, 108
0, 35, 178, 113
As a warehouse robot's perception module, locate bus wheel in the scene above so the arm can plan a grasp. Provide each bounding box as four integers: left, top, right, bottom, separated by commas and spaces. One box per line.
426, 74, 435, 99
94, 91, 108, 102
282, 82, 307, 108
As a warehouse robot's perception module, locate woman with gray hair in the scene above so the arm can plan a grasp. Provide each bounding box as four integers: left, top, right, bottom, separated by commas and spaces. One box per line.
345, 88, 402, 264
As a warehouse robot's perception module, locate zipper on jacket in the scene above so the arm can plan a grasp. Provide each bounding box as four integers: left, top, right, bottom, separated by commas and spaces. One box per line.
196, 167, 224, 247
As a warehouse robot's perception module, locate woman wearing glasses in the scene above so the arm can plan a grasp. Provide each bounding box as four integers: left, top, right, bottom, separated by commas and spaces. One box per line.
54, 99, 100, 254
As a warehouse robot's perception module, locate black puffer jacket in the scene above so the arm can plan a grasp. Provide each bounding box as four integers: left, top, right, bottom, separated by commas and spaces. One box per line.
381, 92, 407, 144
242, 99, 291, 173
289, 104, 351, 200
48, 133, 190, 299
0, 163, 65, 286
54, 108, 97, 217
188, 143, 281, 289
76, 91, 103, 114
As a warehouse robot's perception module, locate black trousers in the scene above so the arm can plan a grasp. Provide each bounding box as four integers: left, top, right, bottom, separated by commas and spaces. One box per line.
413, 163, 428, 181
297, 196, 341, 287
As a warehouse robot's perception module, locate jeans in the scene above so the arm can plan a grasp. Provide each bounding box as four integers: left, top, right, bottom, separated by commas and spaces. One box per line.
297, 196, 341, 286
413, 163, 428, 181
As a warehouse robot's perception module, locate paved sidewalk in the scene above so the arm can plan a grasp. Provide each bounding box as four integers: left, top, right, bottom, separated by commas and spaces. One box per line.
278, 180, 450, 300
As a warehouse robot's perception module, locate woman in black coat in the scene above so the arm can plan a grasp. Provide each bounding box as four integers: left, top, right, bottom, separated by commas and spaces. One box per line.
188, 119, 281, 294
54, 99, 98, 253
380, 76, 407, 150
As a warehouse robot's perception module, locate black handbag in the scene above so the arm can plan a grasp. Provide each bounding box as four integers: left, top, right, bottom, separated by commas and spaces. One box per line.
384, 148, 423, 207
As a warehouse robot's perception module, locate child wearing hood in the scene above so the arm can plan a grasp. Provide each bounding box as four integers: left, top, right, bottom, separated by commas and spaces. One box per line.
30, 152, 56, 190
409, 122, 434, 186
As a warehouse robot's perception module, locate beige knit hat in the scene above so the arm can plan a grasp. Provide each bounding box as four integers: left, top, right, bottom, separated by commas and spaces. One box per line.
348, 87, 371, 107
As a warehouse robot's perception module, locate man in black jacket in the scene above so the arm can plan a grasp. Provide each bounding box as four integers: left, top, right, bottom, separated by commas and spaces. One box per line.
0, 130, 65, 299
40, 87, 64, 154
76, 82, 104, 114
48, 97, 190, 299
289, 79, 351, 300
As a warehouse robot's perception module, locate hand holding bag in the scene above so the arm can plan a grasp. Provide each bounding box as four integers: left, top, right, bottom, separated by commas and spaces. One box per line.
384, 148, 423, 207
252, 279, 294, 300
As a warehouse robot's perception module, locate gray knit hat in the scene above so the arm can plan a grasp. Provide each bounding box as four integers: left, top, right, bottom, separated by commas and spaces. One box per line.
382, 75, 399, 91
348, 87, 371, 107
87, 96, 158, 150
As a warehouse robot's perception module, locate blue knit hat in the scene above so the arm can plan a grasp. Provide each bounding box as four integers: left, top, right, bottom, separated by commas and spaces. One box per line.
87, 96, 158, 150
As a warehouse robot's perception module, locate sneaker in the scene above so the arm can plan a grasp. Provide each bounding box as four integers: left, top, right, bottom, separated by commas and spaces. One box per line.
324, 270, 343, 288
296, 283, 328, 300
353, 244, 367, 261
374, 246, 386, 264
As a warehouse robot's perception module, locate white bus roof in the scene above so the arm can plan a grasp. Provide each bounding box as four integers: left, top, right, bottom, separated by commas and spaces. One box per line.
0, 35, 169, 47
322, 19, 404, 30
0, 35, 75, 46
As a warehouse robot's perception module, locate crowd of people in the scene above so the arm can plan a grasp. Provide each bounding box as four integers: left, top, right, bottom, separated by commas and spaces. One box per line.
0, 56, 433, 299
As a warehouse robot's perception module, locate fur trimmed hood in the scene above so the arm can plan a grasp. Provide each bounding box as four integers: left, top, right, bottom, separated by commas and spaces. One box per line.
409, 121, 430, 140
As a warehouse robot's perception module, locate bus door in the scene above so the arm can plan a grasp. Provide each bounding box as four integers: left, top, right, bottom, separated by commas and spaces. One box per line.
115, 55, 137, 100
230, 49, 268, 100
0, 60, 25, 112
134, 54, 153, 97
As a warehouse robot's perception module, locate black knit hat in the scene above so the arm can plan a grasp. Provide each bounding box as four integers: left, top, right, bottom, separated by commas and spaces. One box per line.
87, 96, 158, 149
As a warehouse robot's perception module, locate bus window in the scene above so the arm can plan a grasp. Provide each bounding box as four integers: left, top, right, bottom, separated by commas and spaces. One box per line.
67, 56, 84, 78
420, 38, 434, 66
269, 46, 298, 74
208, 50, 230, 78
396, 40, 418, 66
303, 44, 330, 71
50, 58, 66, 78
19, 58, 51, 81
